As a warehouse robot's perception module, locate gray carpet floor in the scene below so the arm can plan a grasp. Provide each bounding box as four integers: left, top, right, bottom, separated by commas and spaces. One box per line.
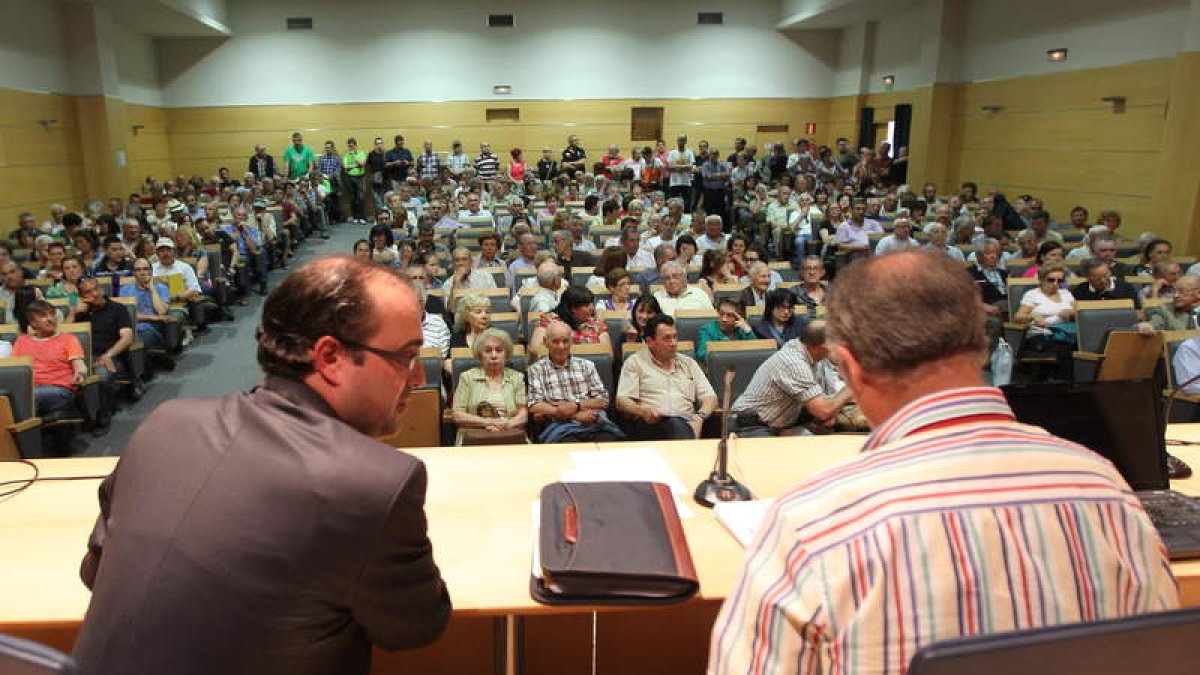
80, 221, 360, 457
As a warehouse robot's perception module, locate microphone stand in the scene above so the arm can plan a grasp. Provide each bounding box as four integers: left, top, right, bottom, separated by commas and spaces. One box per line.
695, 366, 754, 507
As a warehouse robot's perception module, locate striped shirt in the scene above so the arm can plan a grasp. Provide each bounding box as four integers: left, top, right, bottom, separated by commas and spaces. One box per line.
710, 387, 1178, 675
729, 339, 824, 428
526, 356, 607, 406
474, 153, 500, 181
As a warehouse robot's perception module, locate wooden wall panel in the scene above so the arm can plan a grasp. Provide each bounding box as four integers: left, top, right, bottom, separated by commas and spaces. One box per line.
945, 58, 1171, 236
824, 95, 861, 147
0, 88, 86, 229
164, 98, 828, 180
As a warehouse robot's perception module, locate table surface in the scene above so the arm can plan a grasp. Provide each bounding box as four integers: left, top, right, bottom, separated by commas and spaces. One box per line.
3, 426, 1200, 628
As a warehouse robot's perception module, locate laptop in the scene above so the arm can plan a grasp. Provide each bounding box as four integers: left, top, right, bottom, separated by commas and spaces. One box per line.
908, 605, 1200, 675
1003, 379, 1200, 560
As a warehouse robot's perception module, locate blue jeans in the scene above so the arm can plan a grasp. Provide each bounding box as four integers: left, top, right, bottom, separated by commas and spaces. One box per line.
793, 233, 812, 265
35, 385, 76, 414
345, 175, 365, 220
137, 323, 165, 349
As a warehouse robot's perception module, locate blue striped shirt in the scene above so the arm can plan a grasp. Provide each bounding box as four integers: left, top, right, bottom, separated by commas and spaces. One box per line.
709, 387, 1178, 675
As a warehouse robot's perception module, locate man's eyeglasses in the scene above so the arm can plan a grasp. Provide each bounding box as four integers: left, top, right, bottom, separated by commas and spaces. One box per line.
1045, 276, 1065, 283
335, 336, 420, 372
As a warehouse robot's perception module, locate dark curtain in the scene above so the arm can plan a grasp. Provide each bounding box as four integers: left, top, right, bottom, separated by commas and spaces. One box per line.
893, 104, 912, 152
857, 107, 875, 151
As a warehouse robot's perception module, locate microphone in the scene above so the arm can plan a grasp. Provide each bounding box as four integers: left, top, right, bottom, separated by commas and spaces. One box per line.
694, 365, 754, 508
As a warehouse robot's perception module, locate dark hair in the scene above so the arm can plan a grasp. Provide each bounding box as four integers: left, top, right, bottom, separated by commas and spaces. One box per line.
17, 292, 47, 334
352, 238, 370, 253
477, 232, 500, 247
553, 286, 595, 331
800, 320, 827, 347
700, 249, 727, 279
630, 294, 662, 330
258, 256, 408, 378
584, 194, 599, 211
643, 313, 674, 340
827, 252, 985, 377
1030, 210, 1050, 222
62, 213, 82, 229
764, 289, 796, 325
717, 297, 745, 315
1141, 238, 1172, 263
1034, 241, 1064, 264
674, 235, 697, 255
368, 224, 394, 248
1082, 258, 1111, 277
593, 246, 627, 278
102, 234, 123, 249
602, 200, 621, 217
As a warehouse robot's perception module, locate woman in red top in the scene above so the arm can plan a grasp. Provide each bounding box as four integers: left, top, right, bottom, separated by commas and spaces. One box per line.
529, 286, 611, 359
508, 148, 527, 184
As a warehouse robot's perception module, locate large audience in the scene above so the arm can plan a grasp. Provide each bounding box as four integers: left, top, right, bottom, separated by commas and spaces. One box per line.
9, 129, 1200, 454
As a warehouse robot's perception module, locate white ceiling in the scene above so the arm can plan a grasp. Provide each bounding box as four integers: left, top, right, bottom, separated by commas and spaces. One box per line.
778, 0, 921, 29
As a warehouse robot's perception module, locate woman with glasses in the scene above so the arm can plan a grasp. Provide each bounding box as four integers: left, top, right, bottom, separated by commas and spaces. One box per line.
1013, 261, 1076, 381
754, 289, 806, 348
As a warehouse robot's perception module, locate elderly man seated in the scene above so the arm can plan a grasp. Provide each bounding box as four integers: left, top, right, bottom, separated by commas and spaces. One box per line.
1175, 335, 1200, 396
874, 216, 920, 256
527, 258, 565, 315
653, 261, 712, 316
1137, 275, 1200, 333
970, 238, 1009, 351
616, 314, 717, 441
526, 321, 626, 443
727, 320, 854, 437
1073, 258, 1140, 306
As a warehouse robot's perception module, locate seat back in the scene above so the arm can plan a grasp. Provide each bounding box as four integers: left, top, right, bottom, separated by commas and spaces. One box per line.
1006, 278, 1041, 318
450, 345, 527, 392
110, 297, 140, 341
0, 323, 20, 344
490, 312, 520, 340
60, 323, 94, 369
712, 283, 744, 306
417, 347, 443, 392
450, 287, 510, 315
1094, 331, 1162, 381
599, 310, 631, 341
570, 343, 616, 397
1075, 299, 1137, 352
0, 357, 36, 421
376, 388, 441, 449
674, 309, 719, 345
769, 261, 798, 282
1005, 257, 1034, 278
480, 267, 507, 289
908, 606, 1200, 675
704, 340, 776, 406
620, 341, 694, 363
570, 268, 596, 288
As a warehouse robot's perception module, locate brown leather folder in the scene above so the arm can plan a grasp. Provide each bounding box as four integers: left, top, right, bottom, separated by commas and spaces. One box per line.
531, 481, 699, 606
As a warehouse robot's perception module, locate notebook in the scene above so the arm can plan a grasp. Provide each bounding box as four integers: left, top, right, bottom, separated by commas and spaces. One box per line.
1003, 379, 1200, 560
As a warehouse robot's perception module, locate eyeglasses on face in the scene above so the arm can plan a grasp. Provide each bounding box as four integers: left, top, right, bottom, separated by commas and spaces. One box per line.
1045, 276, 1065, 283
335, 336, 419, 372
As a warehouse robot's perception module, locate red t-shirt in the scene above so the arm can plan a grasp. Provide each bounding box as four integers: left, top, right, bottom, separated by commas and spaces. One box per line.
13, 333, 84, 390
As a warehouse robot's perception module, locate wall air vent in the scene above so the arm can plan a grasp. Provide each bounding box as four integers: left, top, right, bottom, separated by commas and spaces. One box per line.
698, 12, 723, 25
488, 14, 515, 27
286, 17, 313, 30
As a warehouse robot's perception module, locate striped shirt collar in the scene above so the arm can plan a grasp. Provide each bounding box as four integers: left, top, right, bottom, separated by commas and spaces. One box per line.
862, 386, 1015, 450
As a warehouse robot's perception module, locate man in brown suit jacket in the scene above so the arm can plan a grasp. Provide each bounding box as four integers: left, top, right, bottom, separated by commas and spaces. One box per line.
73, 257, 451, 675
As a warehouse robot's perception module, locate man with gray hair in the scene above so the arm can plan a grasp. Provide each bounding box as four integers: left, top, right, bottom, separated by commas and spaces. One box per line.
528, 259, 564, 315
551, 228, 593, 275
873, 216, 920, 256
652, 260, 712, 315
710, 251, 1179, 675
727, 320, 853, 437
921, 221, 965, 262
696, 214, 730, 252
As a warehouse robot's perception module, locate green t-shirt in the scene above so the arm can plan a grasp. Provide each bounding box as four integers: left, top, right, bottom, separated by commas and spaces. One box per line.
283, 144, 315, 179
343, 150, 367, 177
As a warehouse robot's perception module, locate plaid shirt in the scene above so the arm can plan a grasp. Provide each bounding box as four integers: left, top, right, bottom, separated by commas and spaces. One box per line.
417, 152, 440, 181
317, 153, 342, 179
526, 355, 607, 405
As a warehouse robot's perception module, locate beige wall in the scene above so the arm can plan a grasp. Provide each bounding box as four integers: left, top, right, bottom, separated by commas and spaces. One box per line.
163, 98, 830, 180
2, 57, 1194, 253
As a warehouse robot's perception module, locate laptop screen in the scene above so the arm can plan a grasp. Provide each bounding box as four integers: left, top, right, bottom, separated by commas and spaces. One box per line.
1001, 379, 1168, 491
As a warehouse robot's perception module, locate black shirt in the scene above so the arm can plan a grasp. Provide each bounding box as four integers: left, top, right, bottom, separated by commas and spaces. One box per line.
1072, 279, 1142, 309
76, 300, 132, 357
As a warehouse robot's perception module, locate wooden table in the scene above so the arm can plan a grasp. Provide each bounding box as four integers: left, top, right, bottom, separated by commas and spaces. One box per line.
3, 427, 1200, 674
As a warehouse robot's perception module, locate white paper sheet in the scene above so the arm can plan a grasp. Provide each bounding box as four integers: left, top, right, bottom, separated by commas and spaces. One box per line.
561, 447, 694, 518
713, 499, 776, 547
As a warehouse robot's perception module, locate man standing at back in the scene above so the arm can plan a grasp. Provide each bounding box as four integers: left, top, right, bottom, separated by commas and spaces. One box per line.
710, 251, 1177, 675
74, 257, 451, 675
282, 132, 315, 181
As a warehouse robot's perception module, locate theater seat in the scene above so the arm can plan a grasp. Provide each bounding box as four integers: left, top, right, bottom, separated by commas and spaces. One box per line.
674, 309, 718, 345
1163, 329, 1200, 422
570, 343, 615, 400
0, 357, 44, 458
449, 345, 527, 393
704, 340, 776, 409
1072, 299, 1138, 381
